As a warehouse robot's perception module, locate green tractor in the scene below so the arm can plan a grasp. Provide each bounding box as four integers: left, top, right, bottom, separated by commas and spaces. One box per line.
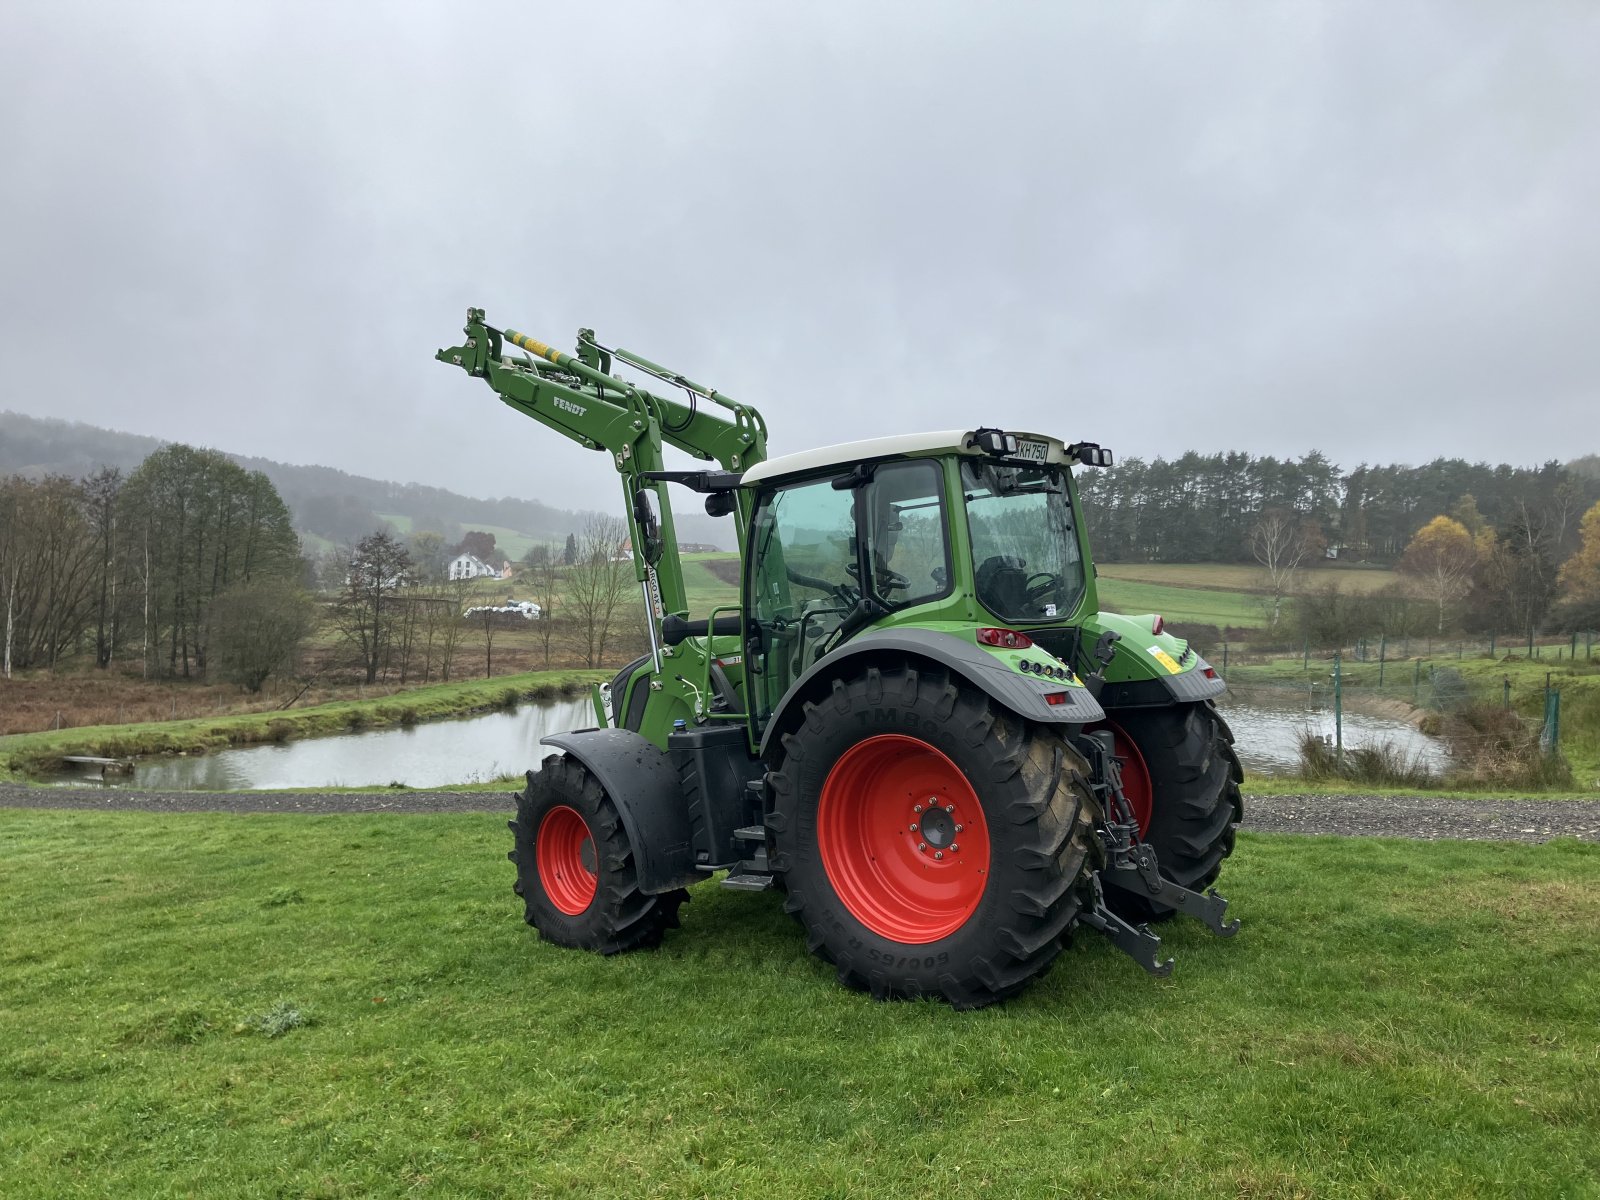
437, 309, 1242, 1008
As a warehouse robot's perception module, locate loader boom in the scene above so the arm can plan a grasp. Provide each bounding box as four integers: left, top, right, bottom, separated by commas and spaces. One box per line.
436, 308, 767, 652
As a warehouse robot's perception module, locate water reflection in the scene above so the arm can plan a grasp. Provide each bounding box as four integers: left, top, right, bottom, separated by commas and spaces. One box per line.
62, 689, 1451, 791
1218, 697, 1452, 776
87, 696, 596, 791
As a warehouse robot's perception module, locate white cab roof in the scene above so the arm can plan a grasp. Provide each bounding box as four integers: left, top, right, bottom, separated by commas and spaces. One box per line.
743, 429, 1065, 485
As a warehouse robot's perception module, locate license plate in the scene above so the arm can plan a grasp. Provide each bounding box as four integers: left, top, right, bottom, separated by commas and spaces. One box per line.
1014, 438, 1050, 463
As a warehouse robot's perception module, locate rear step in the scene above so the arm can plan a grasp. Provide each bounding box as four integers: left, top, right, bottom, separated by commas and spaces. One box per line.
722, 825, 775, 892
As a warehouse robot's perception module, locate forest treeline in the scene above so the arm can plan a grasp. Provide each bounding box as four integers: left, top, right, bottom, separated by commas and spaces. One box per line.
0, 412, 608, 550
1077, 450, 1600, 566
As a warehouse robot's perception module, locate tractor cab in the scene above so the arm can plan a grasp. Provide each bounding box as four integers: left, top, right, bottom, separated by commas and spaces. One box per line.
739, 428, 1102, 733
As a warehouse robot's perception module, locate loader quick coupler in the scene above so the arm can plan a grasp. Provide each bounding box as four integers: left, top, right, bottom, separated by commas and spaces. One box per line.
1077, 730, 1240, 976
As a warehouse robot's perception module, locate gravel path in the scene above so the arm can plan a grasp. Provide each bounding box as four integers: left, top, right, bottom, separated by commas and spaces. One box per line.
3, 784, 1599, 843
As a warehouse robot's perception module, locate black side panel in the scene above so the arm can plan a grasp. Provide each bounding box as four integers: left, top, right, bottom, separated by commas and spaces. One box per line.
607, 655, 653, 733
1100, 657, 1227, 709
539, 729, 696, 893
669, 724, 763, 868
757, 627, 1107, 758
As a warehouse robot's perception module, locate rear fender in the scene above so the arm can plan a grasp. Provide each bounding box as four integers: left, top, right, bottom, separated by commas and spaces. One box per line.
539, 729, 696, 894
757, 627, 1106, 759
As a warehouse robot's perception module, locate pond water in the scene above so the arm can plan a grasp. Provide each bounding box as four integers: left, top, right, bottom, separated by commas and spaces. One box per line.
74, 696, 596, 792
61, 688, 1450, 791
1218, 696, 1453, 777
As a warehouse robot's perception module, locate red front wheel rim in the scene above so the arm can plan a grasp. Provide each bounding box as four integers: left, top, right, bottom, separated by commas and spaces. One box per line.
817, 734, 992, 944
536, 805, 598, 915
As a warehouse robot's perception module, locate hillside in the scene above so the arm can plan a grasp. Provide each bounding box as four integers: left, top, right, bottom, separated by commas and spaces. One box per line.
0, 412, 732, 552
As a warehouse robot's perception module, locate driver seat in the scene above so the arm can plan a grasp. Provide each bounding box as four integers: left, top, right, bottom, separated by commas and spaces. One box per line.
975, 555, 1029, 619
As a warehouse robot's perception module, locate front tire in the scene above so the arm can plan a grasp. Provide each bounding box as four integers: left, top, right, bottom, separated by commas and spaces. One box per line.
767, 664, 1099, 1009
508, 754, 688, 955
1097, 702, 1243, 923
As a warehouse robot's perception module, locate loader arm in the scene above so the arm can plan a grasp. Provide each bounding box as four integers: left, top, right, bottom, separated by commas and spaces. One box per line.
436, 308, 767, 636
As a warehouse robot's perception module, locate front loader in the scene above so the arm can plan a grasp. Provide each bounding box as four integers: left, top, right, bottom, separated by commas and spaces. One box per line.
436, 309, 1243, 1008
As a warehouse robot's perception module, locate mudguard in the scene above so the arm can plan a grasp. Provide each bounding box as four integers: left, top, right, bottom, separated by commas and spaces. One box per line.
539, 728, 697, 894
1098, 657, 1227, 709
758, 627, 1106, 759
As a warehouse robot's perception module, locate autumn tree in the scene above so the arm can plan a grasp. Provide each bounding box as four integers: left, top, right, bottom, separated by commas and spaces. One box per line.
1553, 499, 1600, 629
457, 530, 497, 562
1396, 516, 1476, 633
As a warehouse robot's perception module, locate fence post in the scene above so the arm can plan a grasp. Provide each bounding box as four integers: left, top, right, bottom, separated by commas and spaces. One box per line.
1457, 641, 1463, 659
1489, 632, 1496, 658
1333, 651, 1343, 770
1529, 626, 1536, 658
1412, 658, 1422, 705
1589, 629, 1594, 661
1303, 638, 1310, 671
1378, 633, 1387, 686
1573, 632, 1579, 659
1503, 676, 1511, 709
1222, 639, 1228, 675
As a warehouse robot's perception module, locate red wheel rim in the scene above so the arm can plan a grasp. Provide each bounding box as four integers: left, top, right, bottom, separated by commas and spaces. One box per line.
1090, 721, 1152, 835
817, 734, 992, 945
536, 805, 598, 915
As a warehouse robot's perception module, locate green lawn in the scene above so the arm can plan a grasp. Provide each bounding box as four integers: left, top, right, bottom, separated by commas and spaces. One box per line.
1096, 578, 1264, 631
2, 812, 1595, 1197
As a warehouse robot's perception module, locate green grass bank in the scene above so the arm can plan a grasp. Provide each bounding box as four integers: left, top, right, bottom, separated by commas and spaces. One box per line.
1, 811, 1595, 1197
0, 669, 607, 783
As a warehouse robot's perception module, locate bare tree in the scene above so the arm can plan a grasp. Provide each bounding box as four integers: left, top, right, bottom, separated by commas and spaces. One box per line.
532, 557, 560, 669
333, 531, 413, 683
1249, 508, 1319, 632
564, 514, 634, 667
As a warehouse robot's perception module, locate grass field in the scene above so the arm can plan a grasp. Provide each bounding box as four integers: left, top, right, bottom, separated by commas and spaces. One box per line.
1, 811, 1595, 1197
1098, 562, 1398, 595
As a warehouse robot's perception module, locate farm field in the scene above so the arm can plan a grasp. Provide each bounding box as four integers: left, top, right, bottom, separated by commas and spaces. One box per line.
1096, 561, 1398, 595
1, 811, 1594, 1197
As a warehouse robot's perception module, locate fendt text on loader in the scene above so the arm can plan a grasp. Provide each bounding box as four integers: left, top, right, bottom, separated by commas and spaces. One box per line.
437, 308, 1244, 1008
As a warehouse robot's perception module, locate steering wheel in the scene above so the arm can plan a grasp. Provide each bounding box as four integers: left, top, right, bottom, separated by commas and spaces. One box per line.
1023, 571, 1061, 607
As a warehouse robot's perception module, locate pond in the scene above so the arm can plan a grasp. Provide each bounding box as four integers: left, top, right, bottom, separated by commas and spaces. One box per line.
73, 696, 596, 792
63, 688, 1451, 791
1218, 694, 1453, 777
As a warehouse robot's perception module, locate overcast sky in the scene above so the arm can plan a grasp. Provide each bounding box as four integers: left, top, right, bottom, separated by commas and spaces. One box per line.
3, 1, 1597, 511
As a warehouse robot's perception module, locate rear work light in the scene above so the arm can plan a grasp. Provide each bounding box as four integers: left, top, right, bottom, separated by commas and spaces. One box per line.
976, 627, 1033, 650
1151, 614, 1165, 635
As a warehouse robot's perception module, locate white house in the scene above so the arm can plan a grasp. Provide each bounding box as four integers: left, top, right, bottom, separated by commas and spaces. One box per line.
448, 553, 499, 580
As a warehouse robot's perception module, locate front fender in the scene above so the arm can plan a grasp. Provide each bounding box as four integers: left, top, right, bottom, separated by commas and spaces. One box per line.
757, 627, 1105, 759
539, 729, 696, 894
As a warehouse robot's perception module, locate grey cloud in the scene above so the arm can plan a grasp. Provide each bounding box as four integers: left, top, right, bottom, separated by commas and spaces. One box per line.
2, 0, 1596, 513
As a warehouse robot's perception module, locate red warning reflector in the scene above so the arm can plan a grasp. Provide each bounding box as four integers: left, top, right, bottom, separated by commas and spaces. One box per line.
1203, 667, 1218, 679
1045, 691, 1071, 706
976, 627, 1033, 650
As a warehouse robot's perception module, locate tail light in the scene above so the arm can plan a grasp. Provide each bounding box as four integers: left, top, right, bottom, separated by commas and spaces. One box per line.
976, 627, 1033, 650
1044, 692, 1071, 706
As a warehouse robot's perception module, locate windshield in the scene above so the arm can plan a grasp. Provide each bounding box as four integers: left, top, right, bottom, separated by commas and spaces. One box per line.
961, 460, 1085, 623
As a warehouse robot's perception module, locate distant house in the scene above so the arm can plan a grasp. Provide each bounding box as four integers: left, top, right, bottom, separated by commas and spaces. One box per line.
448, 553, 499, 580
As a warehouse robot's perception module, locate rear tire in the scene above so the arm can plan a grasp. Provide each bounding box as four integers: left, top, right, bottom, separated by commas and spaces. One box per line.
767, 664, 1099, 1009
1098, 702, 1243, 923
508, 754, 688, 954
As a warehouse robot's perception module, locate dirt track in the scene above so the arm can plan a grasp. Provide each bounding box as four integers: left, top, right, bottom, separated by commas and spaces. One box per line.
3, 785, 1598, 844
